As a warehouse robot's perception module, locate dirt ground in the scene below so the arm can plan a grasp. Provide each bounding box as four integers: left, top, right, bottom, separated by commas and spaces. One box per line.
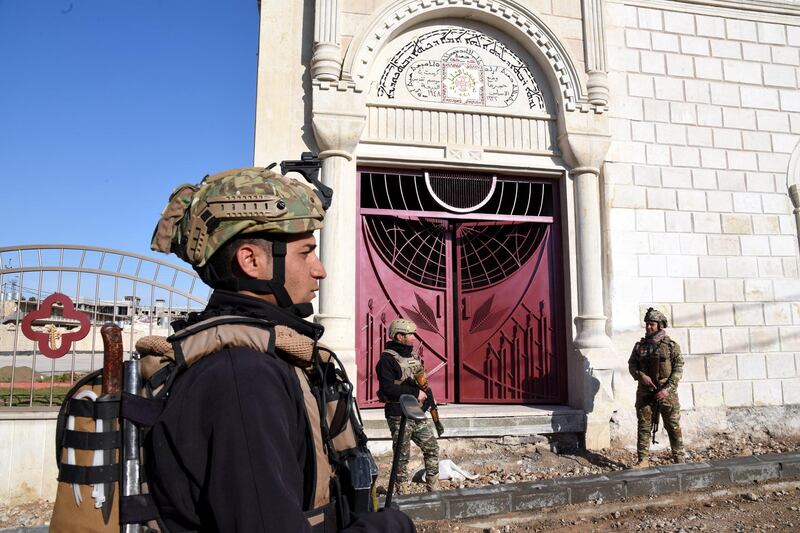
2, 432, 798, 529
371, 432, 800, 497
416, 481, 800, 532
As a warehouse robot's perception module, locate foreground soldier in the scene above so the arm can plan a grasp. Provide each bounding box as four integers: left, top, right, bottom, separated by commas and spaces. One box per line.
376, 319, 440, 492
628, 307, 685, 467
149, 168, 415, 532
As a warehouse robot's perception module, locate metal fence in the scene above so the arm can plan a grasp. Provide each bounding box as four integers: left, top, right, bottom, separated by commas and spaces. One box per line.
0, 245, 210, 407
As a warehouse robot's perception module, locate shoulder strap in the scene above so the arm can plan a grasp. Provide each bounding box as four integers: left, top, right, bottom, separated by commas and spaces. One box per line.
292, 366, 333, 511
171, 315, 275, 370
167, 314, 274, 342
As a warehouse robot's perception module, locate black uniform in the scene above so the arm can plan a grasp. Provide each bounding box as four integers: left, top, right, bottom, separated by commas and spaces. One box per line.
375, 341, 420, 417
146, 291, 414, 532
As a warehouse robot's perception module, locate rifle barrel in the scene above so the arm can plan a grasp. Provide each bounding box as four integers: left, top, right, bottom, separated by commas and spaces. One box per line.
121, 356, 142, 533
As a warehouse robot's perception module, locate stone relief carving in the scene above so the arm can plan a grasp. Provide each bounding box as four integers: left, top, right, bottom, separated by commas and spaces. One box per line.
377, 28, 545, 111
344, 0, 586, 111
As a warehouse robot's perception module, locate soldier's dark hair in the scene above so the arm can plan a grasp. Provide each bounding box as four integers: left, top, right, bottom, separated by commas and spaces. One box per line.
196, 235, 274, 287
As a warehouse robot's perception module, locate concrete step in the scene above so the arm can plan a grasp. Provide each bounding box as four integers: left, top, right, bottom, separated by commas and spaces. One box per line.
359, 404, 585, 440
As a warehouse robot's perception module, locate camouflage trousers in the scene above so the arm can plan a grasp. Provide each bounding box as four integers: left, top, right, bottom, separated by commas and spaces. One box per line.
636, 389, 684, 460
386, 415, 439, 486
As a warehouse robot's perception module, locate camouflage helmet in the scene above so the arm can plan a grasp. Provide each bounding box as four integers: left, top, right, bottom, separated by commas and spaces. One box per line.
150, 168, 325, 267
388, 318, 417, 339
643, 307, 668, 327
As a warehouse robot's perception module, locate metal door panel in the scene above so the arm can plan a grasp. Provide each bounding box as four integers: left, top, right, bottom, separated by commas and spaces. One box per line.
356, 216, 453, 407
456, 223, 563, 403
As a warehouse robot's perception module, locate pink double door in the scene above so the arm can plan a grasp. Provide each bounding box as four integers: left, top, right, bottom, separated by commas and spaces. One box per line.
356, 215, 565, 407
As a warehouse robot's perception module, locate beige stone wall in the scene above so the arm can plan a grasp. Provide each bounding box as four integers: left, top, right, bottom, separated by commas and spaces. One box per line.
253, 0, 316, 165
605, 0, 800, 441
0, 416, 58, 505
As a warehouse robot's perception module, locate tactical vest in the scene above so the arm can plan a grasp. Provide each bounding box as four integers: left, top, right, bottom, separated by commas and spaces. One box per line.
377, 348, 423, 404
633, 336, 674, 385
50, 315, 375, 533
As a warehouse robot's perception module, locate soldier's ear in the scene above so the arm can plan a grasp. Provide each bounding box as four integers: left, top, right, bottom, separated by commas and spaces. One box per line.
235, 242, 272, 279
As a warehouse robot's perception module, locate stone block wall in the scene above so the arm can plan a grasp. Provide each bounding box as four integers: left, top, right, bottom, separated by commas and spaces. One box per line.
605, 0, 800, 419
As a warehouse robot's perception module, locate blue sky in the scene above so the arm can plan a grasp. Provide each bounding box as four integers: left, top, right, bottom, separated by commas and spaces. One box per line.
0, 0, 260, 261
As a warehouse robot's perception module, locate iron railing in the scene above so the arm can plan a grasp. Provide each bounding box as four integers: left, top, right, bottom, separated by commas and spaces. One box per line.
0, 245, 210, 408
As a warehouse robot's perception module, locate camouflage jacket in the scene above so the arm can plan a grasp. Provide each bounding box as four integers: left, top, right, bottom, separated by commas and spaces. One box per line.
628, 331, 684, 393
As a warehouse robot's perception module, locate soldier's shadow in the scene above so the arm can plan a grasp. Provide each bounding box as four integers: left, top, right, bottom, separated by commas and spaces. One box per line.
571, 448, 628, 469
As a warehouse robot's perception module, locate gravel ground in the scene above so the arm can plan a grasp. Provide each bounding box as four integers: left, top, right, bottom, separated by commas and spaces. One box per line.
2, 432, 798, 529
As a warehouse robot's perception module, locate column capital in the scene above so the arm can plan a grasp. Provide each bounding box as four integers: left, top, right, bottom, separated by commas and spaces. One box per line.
312, 80, 366, 155
558, 112, 611, 170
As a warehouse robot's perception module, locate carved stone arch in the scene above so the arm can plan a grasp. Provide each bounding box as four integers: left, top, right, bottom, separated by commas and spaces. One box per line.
342, 0, 586, 112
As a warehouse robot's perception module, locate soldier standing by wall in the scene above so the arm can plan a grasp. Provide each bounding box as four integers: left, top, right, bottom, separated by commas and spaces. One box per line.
628, 307, 685, 467
376, 318, 440, 492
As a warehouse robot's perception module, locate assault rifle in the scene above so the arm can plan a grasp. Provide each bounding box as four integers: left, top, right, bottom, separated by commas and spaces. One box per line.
649, 355, 662, 446
414, 370, 444, 437
651, 386, 661, 445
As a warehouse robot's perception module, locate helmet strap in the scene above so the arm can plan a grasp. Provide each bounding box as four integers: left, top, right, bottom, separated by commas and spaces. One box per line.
209, 240, 314, 318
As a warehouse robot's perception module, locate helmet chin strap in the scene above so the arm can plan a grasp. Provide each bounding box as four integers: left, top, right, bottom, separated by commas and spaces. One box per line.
203, 240, 315, 318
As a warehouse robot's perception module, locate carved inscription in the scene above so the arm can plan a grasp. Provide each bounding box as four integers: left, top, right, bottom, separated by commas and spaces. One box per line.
378, 28, 544, 111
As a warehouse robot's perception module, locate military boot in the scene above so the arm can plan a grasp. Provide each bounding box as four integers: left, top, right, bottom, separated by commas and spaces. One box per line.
633, 458, 650, 469
672, 452, 686, 464
426, 475, 439, 493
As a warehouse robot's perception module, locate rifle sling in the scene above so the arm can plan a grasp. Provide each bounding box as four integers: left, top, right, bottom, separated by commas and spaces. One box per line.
121, 391, 166, 427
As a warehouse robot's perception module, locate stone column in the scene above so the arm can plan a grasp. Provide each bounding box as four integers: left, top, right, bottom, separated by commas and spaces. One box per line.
312, 0, 341, 81
581, 0, 609, 108
789, 185, 800, 251
571, 165, 612, 350
311, 81, 367, 378
560, 115, 615, 449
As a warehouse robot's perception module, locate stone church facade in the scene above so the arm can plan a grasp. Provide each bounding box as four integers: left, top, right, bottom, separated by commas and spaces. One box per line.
253, 0, 800, 449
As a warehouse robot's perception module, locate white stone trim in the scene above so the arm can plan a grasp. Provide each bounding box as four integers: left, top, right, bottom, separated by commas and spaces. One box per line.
312, 1, 344, 81
582, 0, 610, 106
789, 139, 800, 189
787, 140, 800, 251
361, 102, 559, 154
608, 0, 800, 24
342, 0, 588, 111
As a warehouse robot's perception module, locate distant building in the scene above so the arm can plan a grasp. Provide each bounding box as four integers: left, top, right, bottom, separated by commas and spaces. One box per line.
1, 295, 192, 327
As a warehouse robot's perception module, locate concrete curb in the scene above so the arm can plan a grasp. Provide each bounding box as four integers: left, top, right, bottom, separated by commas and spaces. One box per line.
395, 451, 800, 521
